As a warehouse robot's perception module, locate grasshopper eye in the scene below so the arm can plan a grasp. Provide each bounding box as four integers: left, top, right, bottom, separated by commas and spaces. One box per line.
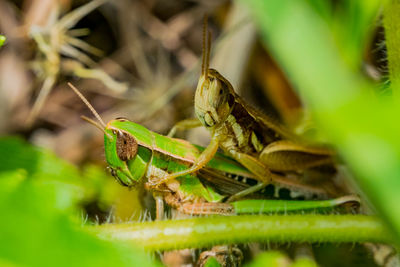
116, 131, 138, 161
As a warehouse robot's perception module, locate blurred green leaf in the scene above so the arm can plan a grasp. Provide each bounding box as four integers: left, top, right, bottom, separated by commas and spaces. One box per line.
332, 1, 381, 68
203, 257, 222, 267
290, 258, 318, 267
245, 251, 317, 267
242, 0, 400, 244
0, 137, 160, 267
245, 251, 290, 267
0, 137, 85, 210
81, 164, 122, 208
383, 0, 400, 98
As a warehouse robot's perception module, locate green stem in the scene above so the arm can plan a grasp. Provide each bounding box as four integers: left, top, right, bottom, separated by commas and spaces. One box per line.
93, 215, 390, 251
384, 0, 400, 98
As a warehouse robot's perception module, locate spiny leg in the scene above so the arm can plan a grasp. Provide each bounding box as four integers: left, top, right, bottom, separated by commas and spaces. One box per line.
225, 150, 274, 201
229, 150, 273, 183
226, 182, 267, 202
245, 140, 336, 202
163, 192, 233, 215
151, 137, 219, 187
180, 202, 234, 215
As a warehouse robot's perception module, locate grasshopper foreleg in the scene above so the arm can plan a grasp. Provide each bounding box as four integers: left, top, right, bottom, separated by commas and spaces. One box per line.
150, 137, 219, 187
167, 118, 202, 137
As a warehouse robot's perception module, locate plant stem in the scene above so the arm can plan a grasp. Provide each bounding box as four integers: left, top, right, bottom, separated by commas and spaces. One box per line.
93, 215, 390, 251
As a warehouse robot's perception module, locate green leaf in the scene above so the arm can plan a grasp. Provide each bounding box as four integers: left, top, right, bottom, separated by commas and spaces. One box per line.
242, 0, 400, 244
245, 251, 289, 267
203, 257, 222, 267
0, 137, 160, 267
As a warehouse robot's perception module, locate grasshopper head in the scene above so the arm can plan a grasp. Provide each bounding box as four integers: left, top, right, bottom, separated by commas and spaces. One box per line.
104, 120, 139, 187
104, 119, 153, 187
67, 83, 146, 187
195, 68, 234, 128
195, 18, 234, 129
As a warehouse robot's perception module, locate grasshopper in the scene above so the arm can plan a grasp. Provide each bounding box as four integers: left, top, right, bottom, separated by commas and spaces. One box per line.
163, 19, 335, 199
68, 83, 357, 219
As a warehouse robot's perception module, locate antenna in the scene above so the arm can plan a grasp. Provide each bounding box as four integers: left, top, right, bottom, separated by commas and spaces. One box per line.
206, 31, 211, 77
67, 82, 107, 128
67, 83, 112, 139
81, 115, 111, 138
202, 15, 210, 77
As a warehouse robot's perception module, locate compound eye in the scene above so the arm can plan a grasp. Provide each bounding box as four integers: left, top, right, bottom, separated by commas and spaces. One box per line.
116, 131, 138, 161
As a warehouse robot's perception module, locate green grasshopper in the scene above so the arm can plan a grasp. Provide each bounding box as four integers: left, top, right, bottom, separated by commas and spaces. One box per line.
68, 83, 357, 219
163, 19, 335, 199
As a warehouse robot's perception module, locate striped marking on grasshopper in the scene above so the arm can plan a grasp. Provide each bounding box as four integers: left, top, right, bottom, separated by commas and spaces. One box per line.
68, 83, 358, 217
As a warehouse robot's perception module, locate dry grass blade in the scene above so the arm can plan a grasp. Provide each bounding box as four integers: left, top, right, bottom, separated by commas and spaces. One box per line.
56, 0, 108, 30
26, 0, 113, 125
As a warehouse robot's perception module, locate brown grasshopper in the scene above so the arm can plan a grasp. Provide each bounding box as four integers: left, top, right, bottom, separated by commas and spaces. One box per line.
160, 18, 335, 200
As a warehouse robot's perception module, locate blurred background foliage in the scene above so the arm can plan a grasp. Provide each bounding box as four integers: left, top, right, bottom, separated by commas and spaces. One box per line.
0, 137, 159, 266
245, 0, 400, 243
0, 0, 399, 266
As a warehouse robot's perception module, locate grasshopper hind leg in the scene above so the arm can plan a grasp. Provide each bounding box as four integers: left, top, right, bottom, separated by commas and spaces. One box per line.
226, 182, 268, 202
228, 150, 274, 183
224, 150, 274, 201
163, 192, 234, 215
259, 140, 334, 172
